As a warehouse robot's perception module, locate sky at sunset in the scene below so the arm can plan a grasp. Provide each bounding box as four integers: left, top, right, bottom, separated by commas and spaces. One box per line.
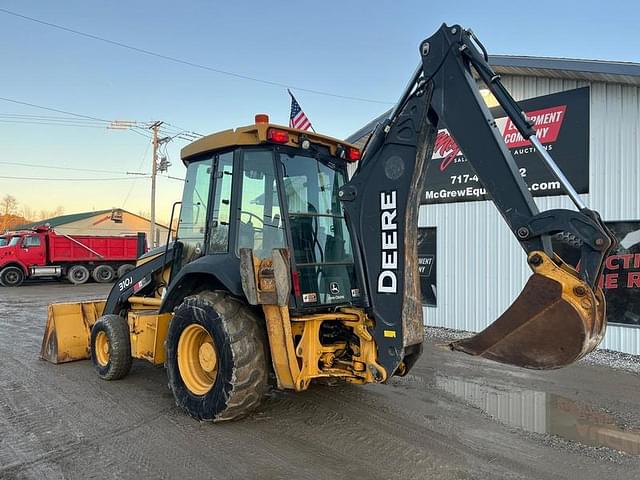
1, 0, 638, 223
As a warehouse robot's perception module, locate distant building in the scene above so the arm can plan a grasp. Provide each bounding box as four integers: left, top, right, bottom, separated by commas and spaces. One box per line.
347, 55, 640, 356
15, 208, 171, 245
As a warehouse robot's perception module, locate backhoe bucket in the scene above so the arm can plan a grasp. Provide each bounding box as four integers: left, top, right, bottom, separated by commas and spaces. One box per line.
450, 252, 606, 369
40, 300, 106, 364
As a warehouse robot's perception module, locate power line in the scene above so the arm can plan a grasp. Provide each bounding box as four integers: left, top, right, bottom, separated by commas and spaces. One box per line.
0, 160, 136, 175
0, 119, 110, 129
0, 95, 155, 139
0, 95, 152, 138
164, 122, 203, 137
0, 95, 109, 122
0, 8, 394, 105
0, 175, 150, 181
0, 113, 107, 123
122, 141, 152, 209
129, 126, 153, 139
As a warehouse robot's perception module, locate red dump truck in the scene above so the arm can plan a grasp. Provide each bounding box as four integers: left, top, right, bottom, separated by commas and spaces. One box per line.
0, 226, 146, 287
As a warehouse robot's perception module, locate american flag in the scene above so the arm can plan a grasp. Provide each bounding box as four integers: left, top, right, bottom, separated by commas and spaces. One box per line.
288, 90, 313, 131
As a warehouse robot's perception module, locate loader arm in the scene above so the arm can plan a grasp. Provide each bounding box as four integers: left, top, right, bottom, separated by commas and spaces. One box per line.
341, 23, 616, 375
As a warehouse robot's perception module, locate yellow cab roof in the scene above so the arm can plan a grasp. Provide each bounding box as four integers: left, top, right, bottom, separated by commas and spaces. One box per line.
180, 120, 359, 163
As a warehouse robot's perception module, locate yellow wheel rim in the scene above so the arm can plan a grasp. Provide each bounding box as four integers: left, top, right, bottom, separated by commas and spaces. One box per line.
177, 324, 218, 395
95, 331, 110, 367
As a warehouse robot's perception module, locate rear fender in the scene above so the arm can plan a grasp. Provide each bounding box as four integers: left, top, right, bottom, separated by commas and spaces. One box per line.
159, 255, 245, 313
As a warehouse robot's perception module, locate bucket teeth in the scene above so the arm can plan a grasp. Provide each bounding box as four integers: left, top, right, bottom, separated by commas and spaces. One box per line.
450, 252, 606, 370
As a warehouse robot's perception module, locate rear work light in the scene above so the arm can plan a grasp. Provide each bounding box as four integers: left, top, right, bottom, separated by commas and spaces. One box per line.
347, 147, 361, 161
267, 128, 289, 143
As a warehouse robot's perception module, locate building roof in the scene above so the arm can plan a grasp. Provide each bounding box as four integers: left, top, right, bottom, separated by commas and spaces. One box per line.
346, 55, 640, 144
489, 55, 640, 86
345, 110, 391, 145
15, 209, 170, 231
16, 209, 113, 230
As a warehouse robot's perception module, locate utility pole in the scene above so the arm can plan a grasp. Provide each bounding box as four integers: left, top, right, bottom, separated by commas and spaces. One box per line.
149, 121, 163, 248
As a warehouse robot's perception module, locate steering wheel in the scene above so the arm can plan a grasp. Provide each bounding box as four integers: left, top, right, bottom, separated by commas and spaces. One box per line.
240, 211, 264, 228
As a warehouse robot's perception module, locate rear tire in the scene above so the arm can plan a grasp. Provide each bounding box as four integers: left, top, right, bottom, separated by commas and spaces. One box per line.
67, 264, 90, 284
90, 314, 132, 380
165, 291, 269, 422
117, 264, 135, 278
92, 264, 115, 283
0, 266, 25, 287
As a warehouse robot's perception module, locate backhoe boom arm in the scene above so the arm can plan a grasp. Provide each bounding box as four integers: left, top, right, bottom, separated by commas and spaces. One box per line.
342, 23, 615, 376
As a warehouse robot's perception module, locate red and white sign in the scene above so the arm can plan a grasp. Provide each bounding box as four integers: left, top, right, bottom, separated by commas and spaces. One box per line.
432, 105, 567, 172
422, 87, 590, 204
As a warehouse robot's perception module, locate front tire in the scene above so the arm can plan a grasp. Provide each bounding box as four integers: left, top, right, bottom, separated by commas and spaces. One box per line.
0, 266, 25, 287
90, 314, 132, 380
165, 291, 269, 422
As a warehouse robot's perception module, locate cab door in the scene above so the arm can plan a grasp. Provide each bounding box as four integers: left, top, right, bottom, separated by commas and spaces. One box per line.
21, 234, 46, 267
173, 156, 214, 274
172, 151, 235, 280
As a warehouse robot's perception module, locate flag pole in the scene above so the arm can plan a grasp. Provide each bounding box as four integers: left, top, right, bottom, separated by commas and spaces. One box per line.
288, 89, 316, 132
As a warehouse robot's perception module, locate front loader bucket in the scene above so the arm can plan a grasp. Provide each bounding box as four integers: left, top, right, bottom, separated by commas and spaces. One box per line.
450, 252, 606, 369
40, 300, 106, 364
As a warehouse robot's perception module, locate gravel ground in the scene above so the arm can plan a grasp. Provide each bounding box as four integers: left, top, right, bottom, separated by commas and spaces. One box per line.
426, 326, 640, 374
1, 284, 639, 479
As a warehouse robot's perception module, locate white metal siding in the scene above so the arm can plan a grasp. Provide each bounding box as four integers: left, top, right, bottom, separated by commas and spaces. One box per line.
421, 76, 640, 354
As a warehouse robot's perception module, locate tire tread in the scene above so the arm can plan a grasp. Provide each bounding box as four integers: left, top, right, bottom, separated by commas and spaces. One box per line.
185, 291, 268, 422
91, 314, 132, 380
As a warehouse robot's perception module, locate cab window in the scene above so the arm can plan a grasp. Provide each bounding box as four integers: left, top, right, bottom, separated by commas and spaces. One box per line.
23, 236, 41, 248
236, 150, 285, 259
209, 152, 234, 253
176, 158, 213, 269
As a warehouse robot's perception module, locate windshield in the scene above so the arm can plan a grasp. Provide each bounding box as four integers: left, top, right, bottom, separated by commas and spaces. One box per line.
0, 237, 6, 246
281, 154, 353, 264
280, 153, 358, 306
8, 236, 21, 247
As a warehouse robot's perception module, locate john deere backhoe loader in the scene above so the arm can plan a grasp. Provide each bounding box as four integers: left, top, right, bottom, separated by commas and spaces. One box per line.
40, 24, 615, 421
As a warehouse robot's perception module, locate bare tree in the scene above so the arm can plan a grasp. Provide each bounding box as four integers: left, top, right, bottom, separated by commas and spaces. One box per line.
1, 195, 17, 216
37, 206, 66, 221
21, 205, 36, 222
51, 206, 65, 217
1, 195, 18, 231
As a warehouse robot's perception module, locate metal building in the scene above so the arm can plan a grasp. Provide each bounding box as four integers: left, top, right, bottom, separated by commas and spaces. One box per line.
15, 209, 171, 241
347, 56, 640, 355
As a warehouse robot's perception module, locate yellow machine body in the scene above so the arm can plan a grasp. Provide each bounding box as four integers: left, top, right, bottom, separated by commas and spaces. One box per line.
239, 248, 388, 390
127, 298, 173, 365
42, 298, 172, 366
181, 120, 358, 162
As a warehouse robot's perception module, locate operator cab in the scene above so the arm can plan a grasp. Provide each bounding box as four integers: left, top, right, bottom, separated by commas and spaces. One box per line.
173, 116, 364, 313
